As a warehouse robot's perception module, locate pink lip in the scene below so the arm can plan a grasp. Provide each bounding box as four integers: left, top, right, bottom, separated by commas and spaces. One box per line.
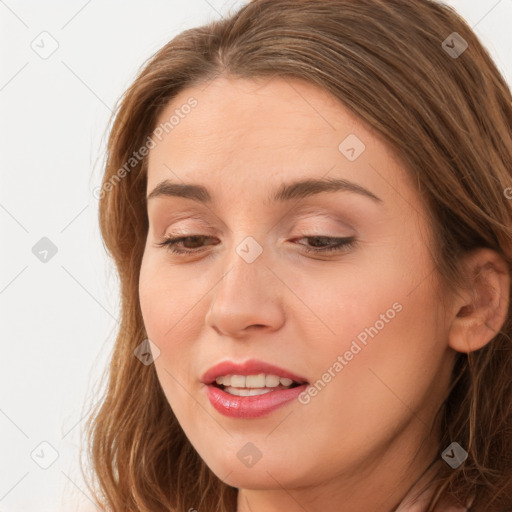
200, 358, 308, 384
201, 359, 309, 419
205, 383, 309, 419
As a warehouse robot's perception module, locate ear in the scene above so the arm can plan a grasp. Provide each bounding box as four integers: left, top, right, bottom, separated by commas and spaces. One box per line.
448, 248, 510, 353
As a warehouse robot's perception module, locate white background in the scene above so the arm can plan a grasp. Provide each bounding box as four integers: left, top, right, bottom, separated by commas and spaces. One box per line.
1, 1, 511, 511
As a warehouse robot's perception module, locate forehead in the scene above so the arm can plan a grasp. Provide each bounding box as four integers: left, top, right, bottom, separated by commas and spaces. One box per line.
146, 76, 412, 205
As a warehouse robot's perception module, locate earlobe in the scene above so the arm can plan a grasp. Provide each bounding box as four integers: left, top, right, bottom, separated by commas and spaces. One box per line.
448, 248, 510, 354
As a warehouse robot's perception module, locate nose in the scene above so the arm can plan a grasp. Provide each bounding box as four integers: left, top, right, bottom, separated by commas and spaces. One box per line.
204, 241, 286, 338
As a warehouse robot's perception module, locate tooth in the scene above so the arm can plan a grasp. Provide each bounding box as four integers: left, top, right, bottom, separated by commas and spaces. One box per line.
224, 387, 272, 396
247, 388, 272, 396
230, 375, 246, 387
265, 375, 280, 387
224, 386, 273, 396
246, 374, 266, 388
214, 374, 298, 389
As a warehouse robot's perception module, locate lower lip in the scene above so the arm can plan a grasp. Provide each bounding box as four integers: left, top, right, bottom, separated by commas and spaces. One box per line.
205, 384, 309, 419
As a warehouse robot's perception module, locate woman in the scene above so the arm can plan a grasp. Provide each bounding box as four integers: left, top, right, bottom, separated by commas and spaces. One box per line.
82, 0, 512, 510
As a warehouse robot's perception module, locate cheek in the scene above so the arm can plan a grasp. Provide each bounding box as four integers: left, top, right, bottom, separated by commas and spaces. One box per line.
139, 251, 197, 336
139, 254, 200, 418
138, 251, 212, 385
300, 259, 447, 438
139, 254, 184, 381
295, 238, 446, 402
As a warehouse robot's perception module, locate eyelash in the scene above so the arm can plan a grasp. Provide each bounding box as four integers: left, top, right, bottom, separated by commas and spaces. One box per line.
155, 234, 357, 256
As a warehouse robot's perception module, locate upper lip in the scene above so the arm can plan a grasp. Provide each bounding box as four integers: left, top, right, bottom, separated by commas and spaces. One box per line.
201, 358, 309, 385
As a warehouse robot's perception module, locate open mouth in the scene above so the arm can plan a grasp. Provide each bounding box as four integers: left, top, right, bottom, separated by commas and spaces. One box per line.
201, 362, 310, 417
210, 374, 307, 396
211, 381, 303, 396
204, 372, 310, 418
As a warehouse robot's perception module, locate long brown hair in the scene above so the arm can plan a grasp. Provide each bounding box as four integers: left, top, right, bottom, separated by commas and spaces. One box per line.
81, 1, 512, 510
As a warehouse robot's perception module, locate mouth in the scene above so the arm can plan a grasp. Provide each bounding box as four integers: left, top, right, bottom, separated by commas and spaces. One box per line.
205, 378, 309, 419
201, 360, 310, 419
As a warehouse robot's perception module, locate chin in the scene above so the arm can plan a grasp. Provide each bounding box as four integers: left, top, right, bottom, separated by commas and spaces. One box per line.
204, 455, 304, 490
221, 470, 294, 490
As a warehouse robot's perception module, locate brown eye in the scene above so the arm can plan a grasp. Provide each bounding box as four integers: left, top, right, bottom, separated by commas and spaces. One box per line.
294, 236, 357, 254
156, 235, 219, 254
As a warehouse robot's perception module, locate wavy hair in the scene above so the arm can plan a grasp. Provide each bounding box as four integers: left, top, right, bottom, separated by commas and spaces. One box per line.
81, 0, 512, 510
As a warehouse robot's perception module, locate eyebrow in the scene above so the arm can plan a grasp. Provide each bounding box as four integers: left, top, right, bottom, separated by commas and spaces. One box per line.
146, 177, 382, 205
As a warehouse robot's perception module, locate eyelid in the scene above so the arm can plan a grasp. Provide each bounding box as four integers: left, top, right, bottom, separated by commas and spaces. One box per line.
290, 218, 355, 237
152, 215, 219, 238
283, 207, 355, 229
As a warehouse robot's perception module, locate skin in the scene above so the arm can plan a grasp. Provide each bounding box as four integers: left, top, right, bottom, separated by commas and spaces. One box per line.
138, 76, 510, 512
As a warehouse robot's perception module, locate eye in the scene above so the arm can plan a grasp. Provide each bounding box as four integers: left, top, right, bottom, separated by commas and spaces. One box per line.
155, 235, 219, 255
155, 234, 357, 256
294, 235, 357, 254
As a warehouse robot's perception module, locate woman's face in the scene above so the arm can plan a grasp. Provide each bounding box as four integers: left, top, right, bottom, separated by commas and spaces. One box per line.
139, 77, 457, 505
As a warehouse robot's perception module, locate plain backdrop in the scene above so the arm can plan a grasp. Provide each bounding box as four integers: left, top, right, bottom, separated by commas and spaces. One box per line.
1, 1, 511, 511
